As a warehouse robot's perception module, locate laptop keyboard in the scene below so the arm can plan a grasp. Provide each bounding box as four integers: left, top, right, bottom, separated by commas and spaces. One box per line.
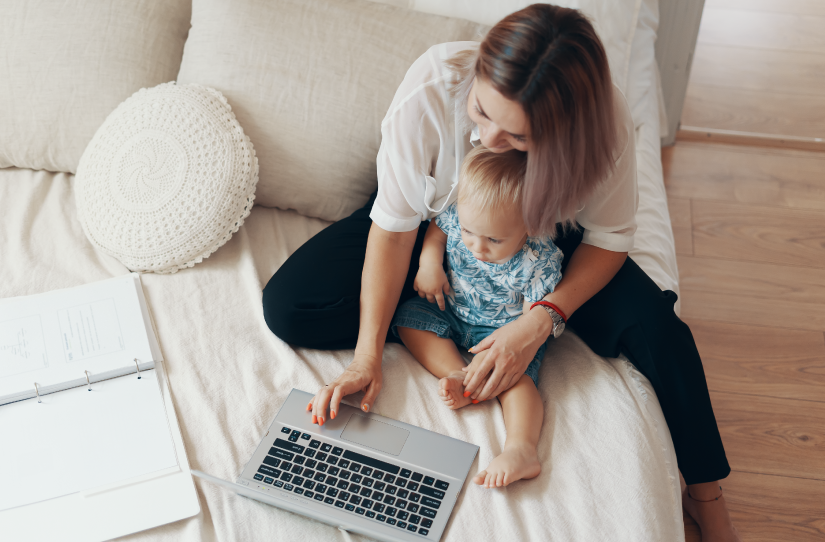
251, 426, 451, 537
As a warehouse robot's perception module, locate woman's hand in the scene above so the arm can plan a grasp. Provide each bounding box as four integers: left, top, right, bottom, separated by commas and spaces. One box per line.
463, 308, 553, 401
308, 353, 383, 424
413, 264, 452, 310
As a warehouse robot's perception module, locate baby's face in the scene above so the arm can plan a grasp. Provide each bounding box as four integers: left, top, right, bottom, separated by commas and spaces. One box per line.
456, 200, 528, 264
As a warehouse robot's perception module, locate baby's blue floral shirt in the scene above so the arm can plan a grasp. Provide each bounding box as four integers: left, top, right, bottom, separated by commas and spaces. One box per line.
435, 203, 563, 327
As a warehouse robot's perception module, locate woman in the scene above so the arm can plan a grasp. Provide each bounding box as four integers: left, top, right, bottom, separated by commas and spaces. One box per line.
263, 4, 740, 540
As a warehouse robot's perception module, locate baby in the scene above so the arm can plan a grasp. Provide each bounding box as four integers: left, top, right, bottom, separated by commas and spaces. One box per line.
391, 145, 563, 488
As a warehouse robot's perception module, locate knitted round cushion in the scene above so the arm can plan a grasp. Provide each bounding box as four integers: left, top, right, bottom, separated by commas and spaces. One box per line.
75, 82, 258, 274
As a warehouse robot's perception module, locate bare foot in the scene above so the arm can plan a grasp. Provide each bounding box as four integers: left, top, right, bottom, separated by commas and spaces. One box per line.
438, 370, 473, 410
682, 488, 742, 542
472, 442, 541, 488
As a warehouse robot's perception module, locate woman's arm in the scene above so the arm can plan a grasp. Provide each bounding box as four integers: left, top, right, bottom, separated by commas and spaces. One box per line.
310, 223, 418, 423
462, 243, 627, 401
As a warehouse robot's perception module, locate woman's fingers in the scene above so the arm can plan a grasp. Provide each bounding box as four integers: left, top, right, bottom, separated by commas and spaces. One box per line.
361, 379, 382, 412
474, 366, 505, 402
463, 353, 494, 396
469, 333, 496, 354
312, 386, 334, 424
329, 385, 345, 420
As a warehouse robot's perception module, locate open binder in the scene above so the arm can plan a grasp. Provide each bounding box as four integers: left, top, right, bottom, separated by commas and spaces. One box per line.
0, 274, 199, 541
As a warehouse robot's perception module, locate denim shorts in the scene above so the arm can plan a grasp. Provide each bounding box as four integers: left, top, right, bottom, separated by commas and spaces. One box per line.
391, 296, 544, 386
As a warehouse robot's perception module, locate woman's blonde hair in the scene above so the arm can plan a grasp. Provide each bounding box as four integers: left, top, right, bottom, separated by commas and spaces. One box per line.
458, 146, 527, 212
446, 4, 618, 236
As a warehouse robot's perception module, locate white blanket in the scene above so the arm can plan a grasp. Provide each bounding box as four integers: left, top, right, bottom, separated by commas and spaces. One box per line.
0, 161, 682, 541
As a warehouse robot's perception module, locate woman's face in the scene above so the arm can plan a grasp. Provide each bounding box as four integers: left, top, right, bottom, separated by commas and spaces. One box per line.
467, 77, 531, 153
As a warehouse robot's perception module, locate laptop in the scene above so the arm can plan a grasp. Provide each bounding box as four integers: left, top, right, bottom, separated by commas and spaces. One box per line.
193, 388, 479, 542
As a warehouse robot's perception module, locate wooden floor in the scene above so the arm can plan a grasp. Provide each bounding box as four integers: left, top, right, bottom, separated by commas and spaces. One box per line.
667, 1, 825, 540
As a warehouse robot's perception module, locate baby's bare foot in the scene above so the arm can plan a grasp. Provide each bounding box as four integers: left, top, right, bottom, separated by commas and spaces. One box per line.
472, 442, 541, 488
438, 370, 474, 410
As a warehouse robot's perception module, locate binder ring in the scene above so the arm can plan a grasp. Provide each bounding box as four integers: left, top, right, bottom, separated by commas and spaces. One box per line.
134, 358, 142, 379
85, 370, 92, 391
34, 382, 41, 403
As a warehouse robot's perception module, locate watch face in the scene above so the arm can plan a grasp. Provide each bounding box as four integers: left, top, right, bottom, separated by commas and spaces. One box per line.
553, 321, 565, 339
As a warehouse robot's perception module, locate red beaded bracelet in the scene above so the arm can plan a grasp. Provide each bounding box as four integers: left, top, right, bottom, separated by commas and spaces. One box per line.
529, 300, 568, 323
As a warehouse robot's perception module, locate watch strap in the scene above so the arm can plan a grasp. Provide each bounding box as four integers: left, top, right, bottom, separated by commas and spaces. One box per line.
529, 300, 568, 322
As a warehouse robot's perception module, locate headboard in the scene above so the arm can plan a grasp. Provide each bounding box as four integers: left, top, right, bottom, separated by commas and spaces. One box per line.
656, 0, 706, 145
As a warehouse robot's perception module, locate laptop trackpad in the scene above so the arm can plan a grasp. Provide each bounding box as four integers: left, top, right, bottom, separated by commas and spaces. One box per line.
340, 414, 410, 456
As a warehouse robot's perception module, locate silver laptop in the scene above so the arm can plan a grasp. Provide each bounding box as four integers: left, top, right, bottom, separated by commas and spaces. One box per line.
193, 388, 478, 542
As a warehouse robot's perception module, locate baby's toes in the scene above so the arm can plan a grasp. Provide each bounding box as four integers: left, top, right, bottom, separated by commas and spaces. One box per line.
473, 470, 487, 486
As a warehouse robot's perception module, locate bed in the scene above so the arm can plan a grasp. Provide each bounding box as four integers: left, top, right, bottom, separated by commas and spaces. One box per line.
0, 0, 693, 540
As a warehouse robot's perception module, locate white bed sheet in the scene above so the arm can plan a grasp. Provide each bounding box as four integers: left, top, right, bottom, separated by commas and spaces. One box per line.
0, 2, 686, 538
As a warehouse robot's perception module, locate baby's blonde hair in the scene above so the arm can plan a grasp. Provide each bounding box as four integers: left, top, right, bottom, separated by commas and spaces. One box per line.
458, 146, 527, 211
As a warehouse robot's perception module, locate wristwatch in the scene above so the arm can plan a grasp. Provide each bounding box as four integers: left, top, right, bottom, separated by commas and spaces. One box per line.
530, 300, 567, 339
541, 306, 566, 339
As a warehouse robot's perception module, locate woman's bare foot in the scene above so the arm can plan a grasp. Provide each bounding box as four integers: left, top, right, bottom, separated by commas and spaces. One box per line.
472, 442, 541, 488
682, 487, 742, 542
438, 370, 474, 409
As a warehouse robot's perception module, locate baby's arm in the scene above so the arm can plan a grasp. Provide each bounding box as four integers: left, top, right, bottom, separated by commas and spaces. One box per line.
414, 222, 452, 310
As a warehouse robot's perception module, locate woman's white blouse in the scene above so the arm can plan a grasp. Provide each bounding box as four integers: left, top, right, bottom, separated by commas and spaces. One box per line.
370, 41, 639, 253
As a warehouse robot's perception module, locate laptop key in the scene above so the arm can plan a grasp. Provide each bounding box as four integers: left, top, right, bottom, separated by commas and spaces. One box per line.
366, 511, 376, 518
377, 514, 387, 522
361, 477, 372, 487
329, 467, 340, 476
281, 427, 291, 434
410, 514, 421, 525
398, 489, 409, 499
314, 493, 324, 502
396, 479, 407, 489
407, 525, 417, 533
314, 472, 326, 482
304, 480, 315, 489
386, 518, 397, 526
342, 450, 401, 475
258, 465, 279, 476
334, 500, 345, 509
398, 511, 409, 521
419, 528, 429, 536
304, 449, 316, 458
301, 433, 311, 440
435, 479, 449, 490
349, 463, 361, 473
275, 438, 305, 454
350, 495, 362, 505
284, 484, 294, 491
397, 521, 408, 529
339, 460, 350, 469
290, 429, 301, 437
291, 465, 303, 474
372, 492, 384, 502
254, 474, 264, 482
422, 519, 433, 528
325, 476, 337, 486
352, 474, 363, 484
360, 487, 372, 497
327, 457, 338, 466
326, 487, 338, 497
349, 484, 361, 495
362, 499, 374, 509
275, 480, 284, 488
373, 503, 386, 513
384, 475, 396, 484
420, 486, 445, 500
407, 482, 419, 492
303, 468, 314, 477
386, 507, 397, 517
375, 482, 386, 491
345, 504, 355, 512
384, 495, 395, 505
411, 472, 423, 482
355, 507, 365, 515
423, 476, 435, 486
316, 453, 328, 462
309, 439, 321, 449
408, 503, 419, 513
321, 443, 332, 452
386, 486, 397, 495
289, 434, 299, 442
306, 460, 318, 469
281, 462, 293, 472
294, 487, 304, 495
305, 490, 314, 499
269, 449, 294, 461
340, 470, 351, 480
396, 500, 407, 510
400, 469, 412, 478
281, 472, 293, 482
294, 456, 306, 465
315, 483, 328, 493
421, 497, 440, 509
317, 463, 328, 473
372, 471, 383, 481
324, 496, 334, 505
409, 493, 421, 503
293, 476, 305, 486
420, 506, 437, 518
361, 467, 373, 477
263, 456, 281, 468
337, 480, 349, 490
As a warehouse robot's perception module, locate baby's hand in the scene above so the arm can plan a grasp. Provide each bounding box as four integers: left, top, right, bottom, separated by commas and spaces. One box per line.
413, 264, 452, 310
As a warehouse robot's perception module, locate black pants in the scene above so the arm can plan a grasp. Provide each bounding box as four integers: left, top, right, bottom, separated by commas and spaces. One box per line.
262, 194, 731, 485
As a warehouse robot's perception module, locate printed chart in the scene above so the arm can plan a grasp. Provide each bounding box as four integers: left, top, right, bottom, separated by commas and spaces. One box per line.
58, 299, 125, 363
0, 315, 48, 379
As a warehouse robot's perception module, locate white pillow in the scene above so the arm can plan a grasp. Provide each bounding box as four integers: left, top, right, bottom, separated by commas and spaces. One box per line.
0, 0, 191, 173
176, 0, 488, 222
75, 83, 259, 274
